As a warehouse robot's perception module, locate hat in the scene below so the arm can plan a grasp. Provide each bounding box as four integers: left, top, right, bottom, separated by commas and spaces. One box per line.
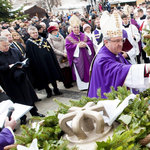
69, 15, 80, 27
14, 26, 19, 30
47, 26, 58, 33
83, 24, 91, 31
100, 11, 122, 38
10, 67, 26, 83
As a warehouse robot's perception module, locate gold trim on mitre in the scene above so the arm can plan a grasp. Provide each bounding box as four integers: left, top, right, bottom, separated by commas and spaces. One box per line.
101, 11, 123, 38
69, 15, 81, 27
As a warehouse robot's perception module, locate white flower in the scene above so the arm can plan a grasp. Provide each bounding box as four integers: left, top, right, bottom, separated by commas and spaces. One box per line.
17, 138, 38, 150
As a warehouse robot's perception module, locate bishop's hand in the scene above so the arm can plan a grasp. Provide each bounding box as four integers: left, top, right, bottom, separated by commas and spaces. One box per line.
79, 42, 87, 48
121, 51, 128, 58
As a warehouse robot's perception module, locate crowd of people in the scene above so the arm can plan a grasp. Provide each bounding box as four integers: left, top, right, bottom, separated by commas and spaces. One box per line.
1, 2, 150, 149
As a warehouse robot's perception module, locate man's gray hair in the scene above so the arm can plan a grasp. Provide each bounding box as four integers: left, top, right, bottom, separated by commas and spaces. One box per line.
103, 37, 111, 41
28, 26, 37, 33
40, 22, 46, 26
0, 36, 8, 43
1, 29, 10, 37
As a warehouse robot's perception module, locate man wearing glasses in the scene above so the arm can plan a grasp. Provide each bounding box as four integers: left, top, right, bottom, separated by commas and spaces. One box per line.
88, 11, 150, 99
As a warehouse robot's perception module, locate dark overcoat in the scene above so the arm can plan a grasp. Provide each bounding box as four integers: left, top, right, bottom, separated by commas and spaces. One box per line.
0, 48, 38, 105
26, 37, 63, 90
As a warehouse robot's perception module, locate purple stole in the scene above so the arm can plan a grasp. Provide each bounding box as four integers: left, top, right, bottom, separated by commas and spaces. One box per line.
94, 29, 100, 43
123, 29, 128, 38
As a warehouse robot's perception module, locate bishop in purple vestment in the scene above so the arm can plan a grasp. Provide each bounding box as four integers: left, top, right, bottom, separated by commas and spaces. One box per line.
88, 46, 132, 98
65, 31, 94, 83
65, 15, 94, 91
88, 11, 150, 99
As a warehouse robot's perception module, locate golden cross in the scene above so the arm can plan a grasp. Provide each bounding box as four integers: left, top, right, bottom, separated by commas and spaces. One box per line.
42, 42, 51, 51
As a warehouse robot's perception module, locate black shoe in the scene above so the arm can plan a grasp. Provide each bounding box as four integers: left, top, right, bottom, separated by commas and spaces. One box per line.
47, 93, 52, 98
54, 89, 62, 95
32, 112, 45, 117
45, 86, 52, 97
20, 115, 27, 125
37, 98, 42, 101
70, 84, 73, 87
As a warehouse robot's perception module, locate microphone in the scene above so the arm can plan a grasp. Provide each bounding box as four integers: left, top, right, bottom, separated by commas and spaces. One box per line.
1, 107, 15, 129
7, 107, 15, 121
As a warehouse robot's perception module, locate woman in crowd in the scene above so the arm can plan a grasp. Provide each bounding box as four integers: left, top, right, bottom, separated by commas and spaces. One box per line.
47, 26, 73, 88
83, 24, 93, 41
98, 3, 103, 12
65, 15, 95, 90
12, 32, 26, 49
83, 24, 98, 53
12, 31, 26, 57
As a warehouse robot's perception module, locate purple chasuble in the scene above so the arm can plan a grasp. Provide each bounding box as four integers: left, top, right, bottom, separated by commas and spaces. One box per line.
65, 31, 95, 82
88, 46, 132, 99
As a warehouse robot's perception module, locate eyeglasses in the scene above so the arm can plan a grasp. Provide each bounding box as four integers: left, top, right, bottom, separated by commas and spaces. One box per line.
1, 44, 9, 48
108, 39, 125, 43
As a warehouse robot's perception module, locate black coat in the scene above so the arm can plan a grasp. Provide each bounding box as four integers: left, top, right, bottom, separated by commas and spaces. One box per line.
26, 37, 63, 90
0, 48, 38, 105
12, 41, 26, 56
0, 92, 10, 102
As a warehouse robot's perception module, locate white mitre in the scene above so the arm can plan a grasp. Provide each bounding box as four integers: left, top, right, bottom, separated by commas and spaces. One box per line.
69, 15, 81, 27
100, 11, 123, 38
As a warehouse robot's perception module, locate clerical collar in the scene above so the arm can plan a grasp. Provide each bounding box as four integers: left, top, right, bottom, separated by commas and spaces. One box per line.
123, 23, 130, 28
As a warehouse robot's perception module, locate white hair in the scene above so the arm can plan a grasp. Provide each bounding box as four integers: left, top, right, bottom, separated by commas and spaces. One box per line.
40, 22, 46, 26
1, 29, 10, 36
0, 36, 8, 42
28, 26, 37, 33
40, 22, 46, 29
103, 37, 111, 41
